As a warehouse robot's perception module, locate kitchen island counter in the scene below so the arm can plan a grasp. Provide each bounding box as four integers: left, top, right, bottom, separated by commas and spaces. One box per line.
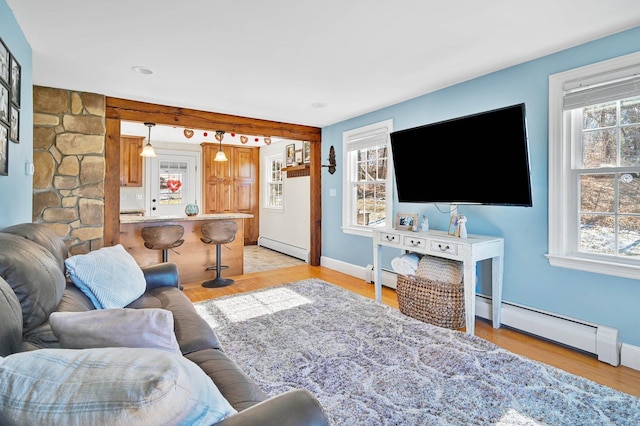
120, 214, 253, 284
120, 213, 253, 224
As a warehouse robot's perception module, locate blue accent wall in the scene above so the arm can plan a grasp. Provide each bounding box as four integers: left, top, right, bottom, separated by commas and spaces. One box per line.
322, 27, 640, 346
0, 0, 33, 228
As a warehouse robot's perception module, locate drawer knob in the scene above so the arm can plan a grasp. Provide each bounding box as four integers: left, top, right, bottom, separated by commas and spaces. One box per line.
410, 240, 419, 246
385, 235, 394, 241
438, 244, 450, 251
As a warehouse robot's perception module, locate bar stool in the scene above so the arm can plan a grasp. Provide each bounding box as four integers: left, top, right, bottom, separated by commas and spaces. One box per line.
141, 225, 185, 263
200, 221, 238, 288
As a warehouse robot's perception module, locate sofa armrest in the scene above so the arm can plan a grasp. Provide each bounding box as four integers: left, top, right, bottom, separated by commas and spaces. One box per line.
141, 262, 179, 290
214, 390, 329, 426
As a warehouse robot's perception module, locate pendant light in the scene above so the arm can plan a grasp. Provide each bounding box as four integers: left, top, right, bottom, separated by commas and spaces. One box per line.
214, 130, 228, 162
140, 122, 157, 157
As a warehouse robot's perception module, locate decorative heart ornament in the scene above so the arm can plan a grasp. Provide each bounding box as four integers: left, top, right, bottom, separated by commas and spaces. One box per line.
264, 137, 271, 145
240, 136, 248, 144
166, 179, 182, 193
183, 129, 194, 138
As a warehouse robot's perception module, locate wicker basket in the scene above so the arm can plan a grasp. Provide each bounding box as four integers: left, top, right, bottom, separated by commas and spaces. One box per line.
396, 274, 465, 329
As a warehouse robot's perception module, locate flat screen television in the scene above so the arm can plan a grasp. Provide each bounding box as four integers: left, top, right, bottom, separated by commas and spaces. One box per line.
389, 103, 532, 207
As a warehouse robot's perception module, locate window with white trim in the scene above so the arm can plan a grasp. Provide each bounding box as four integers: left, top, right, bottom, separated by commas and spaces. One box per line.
342, 119, 393, 236
548, 52, 640, 279
265, 154, 283, 208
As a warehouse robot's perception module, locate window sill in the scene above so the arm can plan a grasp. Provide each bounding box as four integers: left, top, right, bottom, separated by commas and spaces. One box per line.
546, 254, 640, 280
342, 226, 375, 238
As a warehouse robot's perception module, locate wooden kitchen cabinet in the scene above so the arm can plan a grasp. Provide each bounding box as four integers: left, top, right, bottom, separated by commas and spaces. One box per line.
203, 144, 234, 213
202, 143, 259, 244
120, 135, 144, 187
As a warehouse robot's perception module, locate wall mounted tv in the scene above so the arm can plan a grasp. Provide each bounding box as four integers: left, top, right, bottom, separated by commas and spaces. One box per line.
389, 103, 533, 207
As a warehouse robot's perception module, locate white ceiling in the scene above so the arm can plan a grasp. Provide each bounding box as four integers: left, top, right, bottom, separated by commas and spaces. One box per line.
6, 0, 640, 129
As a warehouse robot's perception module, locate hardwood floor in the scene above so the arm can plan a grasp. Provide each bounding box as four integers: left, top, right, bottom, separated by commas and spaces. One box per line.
182, 264, 640, 399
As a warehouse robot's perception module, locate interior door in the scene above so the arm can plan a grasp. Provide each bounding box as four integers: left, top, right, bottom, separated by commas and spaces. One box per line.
147, 150, 200, 216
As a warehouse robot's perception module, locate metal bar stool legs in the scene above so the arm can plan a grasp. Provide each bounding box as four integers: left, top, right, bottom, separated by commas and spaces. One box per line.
200, 221, 238, 288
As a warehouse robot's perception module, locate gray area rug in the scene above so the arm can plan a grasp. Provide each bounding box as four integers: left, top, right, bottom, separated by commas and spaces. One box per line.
194, 279, 640, 425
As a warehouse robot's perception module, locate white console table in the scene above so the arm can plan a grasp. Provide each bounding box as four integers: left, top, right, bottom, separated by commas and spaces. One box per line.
373, 228, 504, 335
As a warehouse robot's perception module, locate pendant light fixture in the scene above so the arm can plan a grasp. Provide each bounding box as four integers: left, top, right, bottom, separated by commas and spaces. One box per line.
214, 130, 228, 162
140, 122, 157, 157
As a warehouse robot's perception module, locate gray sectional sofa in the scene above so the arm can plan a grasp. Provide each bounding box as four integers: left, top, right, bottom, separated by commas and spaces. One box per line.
0, 222, 328, 425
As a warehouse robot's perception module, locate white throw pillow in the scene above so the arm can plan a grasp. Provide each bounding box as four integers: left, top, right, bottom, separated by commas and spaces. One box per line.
50, 308, 181, 354
416, 254, 464, 283
64, 244, 146, 309
0, 347, 237, 425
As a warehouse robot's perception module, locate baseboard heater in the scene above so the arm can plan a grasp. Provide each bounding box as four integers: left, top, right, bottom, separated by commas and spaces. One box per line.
476, 295, 620, 366
257, 237, 309, 263
365, 264, 397, 288
364, 266, 620, 366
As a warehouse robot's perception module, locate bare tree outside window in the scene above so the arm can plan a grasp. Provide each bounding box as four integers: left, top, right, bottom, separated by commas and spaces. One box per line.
354, 146, 387, 226
578, 95, 640, 257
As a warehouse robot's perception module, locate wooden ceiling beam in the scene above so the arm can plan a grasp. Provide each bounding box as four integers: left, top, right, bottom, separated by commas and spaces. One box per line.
106, 97, 321, 142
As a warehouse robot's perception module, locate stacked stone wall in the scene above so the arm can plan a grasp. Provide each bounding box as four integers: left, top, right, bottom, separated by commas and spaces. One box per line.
32, 86, 106, 254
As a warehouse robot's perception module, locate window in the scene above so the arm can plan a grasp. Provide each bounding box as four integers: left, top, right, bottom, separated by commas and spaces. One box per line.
548, 52, 640, 279
158, 160, 188, 205
265, 155, 283, 208
342, 119, 393, 236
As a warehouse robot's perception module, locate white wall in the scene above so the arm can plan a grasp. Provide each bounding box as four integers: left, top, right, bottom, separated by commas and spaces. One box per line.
259, 140, 310, 253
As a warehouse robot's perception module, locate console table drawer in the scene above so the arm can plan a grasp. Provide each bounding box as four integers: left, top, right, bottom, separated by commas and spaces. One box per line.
429, 240, 458, 255
379, 232, 400, 245
403, 235, 426, 249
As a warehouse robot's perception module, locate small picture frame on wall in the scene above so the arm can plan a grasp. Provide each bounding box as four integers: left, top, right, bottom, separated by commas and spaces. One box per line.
0, 123, 8, 176
9, 54, 20, 108
0, 84, 8, 125
303, 141, 311, 164
0, 39, 8, 86
395, 213, 418, 231
285, 143, 295, 166
294, 149, 303, 165
9, 105, 18, 143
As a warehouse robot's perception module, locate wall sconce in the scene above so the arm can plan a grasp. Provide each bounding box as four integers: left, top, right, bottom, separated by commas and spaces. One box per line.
322, 145, 336, 174
214, 130, 228, 162
140, 122, 157, 157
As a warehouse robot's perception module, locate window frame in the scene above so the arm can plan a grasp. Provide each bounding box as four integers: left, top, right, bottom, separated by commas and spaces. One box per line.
547, 51, 640, 280
341, 119, 394, 237
264, 153, 284, 210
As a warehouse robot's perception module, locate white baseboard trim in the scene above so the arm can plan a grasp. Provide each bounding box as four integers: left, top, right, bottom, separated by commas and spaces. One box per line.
258, 237, 309, 263
319, 255, 639, 371
320, 256, 368, 279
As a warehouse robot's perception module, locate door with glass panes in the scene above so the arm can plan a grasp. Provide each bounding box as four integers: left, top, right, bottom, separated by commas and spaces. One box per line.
146, 151, 200, 216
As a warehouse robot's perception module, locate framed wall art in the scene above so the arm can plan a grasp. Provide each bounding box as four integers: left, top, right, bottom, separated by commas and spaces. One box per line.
303, 141, 311, 164
0, 84, 8, 125
9, 105, 18, 143
394, 213, 418, 231
9, 55, 20, 108
0, 123, 8, 176
294, 149, 303, 165
0, 39, 8, 86
285, 143, 295, 167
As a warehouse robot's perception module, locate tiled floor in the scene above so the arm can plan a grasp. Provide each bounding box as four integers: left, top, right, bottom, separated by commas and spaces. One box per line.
243, 245, 306, 274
